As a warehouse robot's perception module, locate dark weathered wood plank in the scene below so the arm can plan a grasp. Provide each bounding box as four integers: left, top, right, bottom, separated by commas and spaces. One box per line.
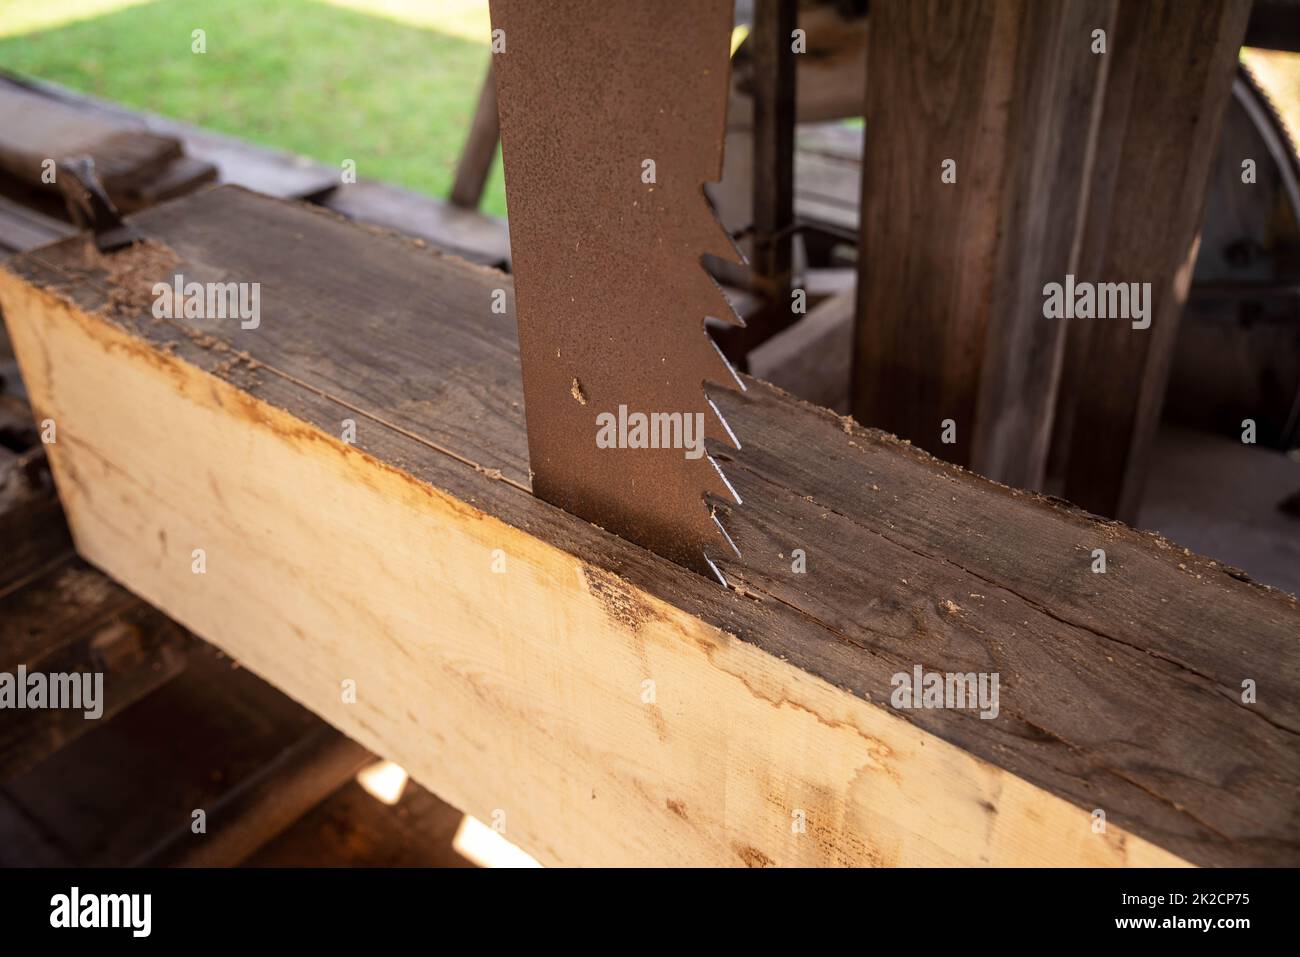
969, 0, 1117, 489
852, 0, 1022, 466
0, 195, 76, 256
0, 72, 337, 202
0, 446, 72, 595
246, 776, 475, 868
1047, 0, 1253, 520
749, 287, 854, 412
854, 0, 1115, 485
0, 82, 178, 195
321, 178, 510, 266
139, 724, 370, 867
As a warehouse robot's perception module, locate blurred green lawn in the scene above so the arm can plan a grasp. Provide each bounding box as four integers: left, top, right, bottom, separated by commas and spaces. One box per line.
0, 0, 507, 216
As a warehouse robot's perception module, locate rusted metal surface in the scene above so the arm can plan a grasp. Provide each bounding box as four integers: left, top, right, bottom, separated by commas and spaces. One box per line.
58, 156, 142, 252
57, 154, 143, 250
491, 0, 746, 581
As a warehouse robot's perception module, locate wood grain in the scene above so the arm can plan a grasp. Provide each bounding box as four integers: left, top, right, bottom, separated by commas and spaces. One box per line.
1047, 0, 1253, 519
969, 0, 1117, 488
2, 186, 1297, 866
855, 0, 1117, 486
853, 0, 1020, 465
0, 80, 217, 215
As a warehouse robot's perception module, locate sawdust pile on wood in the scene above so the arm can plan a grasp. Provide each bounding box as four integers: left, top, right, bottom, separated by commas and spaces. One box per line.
85, 240, 181, 317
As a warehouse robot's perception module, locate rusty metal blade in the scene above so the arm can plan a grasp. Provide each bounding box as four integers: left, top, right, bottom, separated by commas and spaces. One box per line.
491, 0, 745, 582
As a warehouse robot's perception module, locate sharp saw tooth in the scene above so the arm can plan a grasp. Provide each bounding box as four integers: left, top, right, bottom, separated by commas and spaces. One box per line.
708, 453, 743, 506
703, 555, 730, 588
492, 0, 744, 581
707, 397, 742, 450
711, 509, 743, 558
710, 337, 747, 392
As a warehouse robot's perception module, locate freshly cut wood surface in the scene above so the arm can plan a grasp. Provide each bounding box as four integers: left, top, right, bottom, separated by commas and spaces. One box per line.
3, 186, 1297, 866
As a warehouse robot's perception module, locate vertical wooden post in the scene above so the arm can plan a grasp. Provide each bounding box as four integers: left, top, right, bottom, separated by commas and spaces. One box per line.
1047, 0, 1252, 521
970, 0, 1118, 489
750, 0, 797, 293
852, 0, 1028, 467
854, 0, 1248, 509
449, 59, 500, 211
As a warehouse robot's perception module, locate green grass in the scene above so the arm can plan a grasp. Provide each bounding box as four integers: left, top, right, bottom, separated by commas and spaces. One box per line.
0, 0, 507, 216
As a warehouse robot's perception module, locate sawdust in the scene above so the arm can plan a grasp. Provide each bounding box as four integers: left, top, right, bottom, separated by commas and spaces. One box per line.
86, 240, 181, 318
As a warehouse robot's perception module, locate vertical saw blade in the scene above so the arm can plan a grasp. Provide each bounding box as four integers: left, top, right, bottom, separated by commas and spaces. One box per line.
491, 0, 746, 582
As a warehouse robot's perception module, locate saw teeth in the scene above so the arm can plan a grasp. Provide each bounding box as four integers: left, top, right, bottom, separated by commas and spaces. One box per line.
707, 396, 742, 449
709, 336, 747, 393
707, 452, 742, 506
698, 226, 744, 577
491, 0, 744, 583
703, 554, 730, 588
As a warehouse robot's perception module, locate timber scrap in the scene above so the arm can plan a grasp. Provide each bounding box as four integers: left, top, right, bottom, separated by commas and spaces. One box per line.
2, 185, 1297, 867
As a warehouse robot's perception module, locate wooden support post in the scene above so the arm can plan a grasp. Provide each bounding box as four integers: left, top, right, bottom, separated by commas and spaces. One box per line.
1047, 0, 1252, 521
715, 0, 800, 364
853, 0, 1113, 481
969, 0, 1117, 489
3, 187, 1297, 867
448, 60, 499, 211
750, 0, 797, 292
855, 0, 1250, 509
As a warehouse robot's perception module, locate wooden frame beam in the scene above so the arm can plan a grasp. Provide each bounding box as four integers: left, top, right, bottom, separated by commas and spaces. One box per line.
2, 186, 1297, 866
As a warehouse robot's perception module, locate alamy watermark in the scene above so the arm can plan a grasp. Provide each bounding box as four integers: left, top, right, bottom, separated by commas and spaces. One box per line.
0, 667, 103, 719
50, 887, 150, 937
891, 666, 999, 720
596, 405, 706, 460
1043, 274, 1151, 330
152, 273, 261, 329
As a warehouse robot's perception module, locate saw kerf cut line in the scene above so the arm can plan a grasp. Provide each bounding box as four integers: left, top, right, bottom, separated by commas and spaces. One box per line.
491, 0, 746, 581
